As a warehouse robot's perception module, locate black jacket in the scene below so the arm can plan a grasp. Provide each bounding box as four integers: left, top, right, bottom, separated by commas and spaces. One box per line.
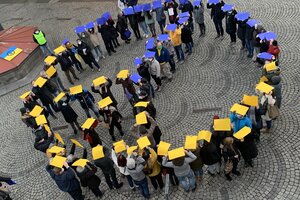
200, 142, 221, 165
207, 1, 225, 19
137, 63, 151, 82
181, 25, 193, 43
245, 23, 254, 40
237, 20, 248, 40
98, 24, 112, 41
56, 53, 73, 71
33, 127, 54, 153
91, 78, 118, 107
57, 95, 78, 123
225, 10, 237, 34
179, 1, 194, 16
77, 162, 101, 188
77, 42, 94, 64
94, 147, 116, 174
236, 133, 258, 160
222, 143, 241, 162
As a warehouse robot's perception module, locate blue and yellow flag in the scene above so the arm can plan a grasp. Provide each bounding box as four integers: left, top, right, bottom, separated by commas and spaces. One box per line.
0, 46, 23, 61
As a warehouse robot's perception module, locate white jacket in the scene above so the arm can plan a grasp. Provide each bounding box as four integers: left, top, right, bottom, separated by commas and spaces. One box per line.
111, 150, 130, 175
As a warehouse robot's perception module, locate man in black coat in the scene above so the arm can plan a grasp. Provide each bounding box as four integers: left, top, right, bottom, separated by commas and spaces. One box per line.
237, 19, 248, 50
127, 13, 142, 40
245, 23, 255, 58
56, 51, 79, 85
98, 23, 116, 56
56, 94, 81, 134
225, 9, 237, 44
94, 147, 123, 190
207, 0, 225, 38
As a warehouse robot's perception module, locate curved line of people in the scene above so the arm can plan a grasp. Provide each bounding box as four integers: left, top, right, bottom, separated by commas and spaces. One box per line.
16, 0, 283, 200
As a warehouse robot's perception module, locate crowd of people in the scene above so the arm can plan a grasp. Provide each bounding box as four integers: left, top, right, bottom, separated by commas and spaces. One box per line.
8, 0, 283, 200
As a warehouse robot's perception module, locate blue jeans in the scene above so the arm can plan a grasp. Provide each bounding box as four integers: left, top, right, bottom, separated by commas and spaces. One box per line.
126, 175, 134, 188
158, 19, 166, 34
177, 170, 196, 192
84, 103, 100, 118
139, 21, 149, 35
174, 45, 184, 61
193, 168, 203, 177
134, 178, 150, 198
185, 42, 192, 53
245, 39, 254, 56
39, 43, 54, 55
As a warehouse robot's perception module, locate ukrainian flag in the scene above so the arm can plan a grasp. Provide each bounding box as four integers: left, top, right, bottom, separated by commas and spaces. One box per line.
0, 46, 23, 61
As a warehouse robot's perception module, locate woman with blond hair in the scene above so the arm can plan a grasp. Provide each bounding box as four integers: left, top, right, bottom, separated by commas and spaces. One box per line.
222, 137, 241, 181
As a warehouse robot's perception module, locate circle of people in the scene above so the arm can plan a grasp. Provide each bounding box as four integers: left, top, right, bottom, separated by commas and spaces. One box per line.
16, 0, 282, 200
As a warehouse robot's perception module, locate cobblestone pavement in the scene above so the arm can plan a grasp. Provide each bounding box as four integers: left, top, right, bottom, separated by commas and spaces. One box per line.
1, 0, 300, 199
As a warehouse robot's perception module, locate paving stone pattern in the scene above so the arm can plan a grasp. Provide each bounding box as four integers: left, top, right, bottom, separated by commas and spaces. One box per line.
0, 0, 300, 199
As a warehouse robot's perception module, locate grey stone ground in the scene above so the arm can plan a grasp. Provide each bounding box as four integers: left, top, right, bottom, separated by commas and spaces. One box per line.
0, 0, 300, 199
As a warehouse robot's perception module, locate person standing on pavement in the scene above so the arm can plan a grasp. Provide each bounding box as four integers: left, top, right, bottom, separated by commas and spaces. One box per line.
116, 75, 138, 106
94, 146, 124, 190
200, 140, 221, 175
193, 3, 206, 37
165, 25, 185, 64
46, 162, 84, 200
78, 31, 98, 60
76, 39, 101, 71
137, 10, 150, 38
91, 77, 118, 108
164, 0, 179, 24
76, 162, 103, 198
43, 64, 67, 92
222, 137, 241, 181
154, 6, 167, 34
181, 22, 193, 55
107, 17, 121, 48
64, 42, 84, 74
98, 22, 117, 56
56, 51, 79, 85
207, 0, 225, 38
163, 38, 176, 73
88, 28, 105, 61
142, 11, 157, 37
147, 56, 162, 91
245, 22, 255, 58
71, 89, 100, 118
225, 8, 237, 45
127, 154, 150, 199
153, 42, 173, 82
117, 12, 131, 44
32, 29, 54, 56
56, 94, 81, 135
128, 12, 142, 40
237, 19, 248, 50
162, 150, 197, 193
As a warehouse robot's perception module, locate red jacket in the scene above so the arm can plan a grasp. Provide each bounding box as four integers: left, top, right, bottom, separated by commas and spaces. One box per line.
268, 45, 280, 59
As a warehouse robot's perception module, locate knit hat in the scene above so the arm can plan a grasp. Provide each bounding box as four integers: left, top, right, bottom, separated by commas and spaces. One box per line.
126, 158, 136, 169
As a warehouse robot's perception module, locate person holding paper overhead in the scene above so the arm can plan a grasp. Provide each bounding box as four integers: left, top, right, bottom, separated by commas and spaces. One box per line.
194, 2, 206, 37
154, 5, 167, 34
142, 10, 157, 37
225, 7, 237, 44
94, 146, 124, 190
46, 161, 84, 200
88, 28, 105, 61
164, 0, 179, 24
230, 111, 252, 133
162, 150, 197, 192
56, 51, 80, 85
207, 0, 225, 38
200, 140, 221, 175
76, 39, 101, 71
98, 21, 117, 56
64, 41, 84, 74
117, 12, 131, 44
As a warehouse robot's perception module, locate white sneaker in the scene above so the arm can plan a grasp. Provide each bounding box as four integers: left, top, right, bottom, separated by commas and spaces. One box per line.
95, 57, 99, 62
92, 68, 95, 72
98, 68, 101, 72
143, 34, 146, 37
145, 34, 149, 38
102, 55, 105, 59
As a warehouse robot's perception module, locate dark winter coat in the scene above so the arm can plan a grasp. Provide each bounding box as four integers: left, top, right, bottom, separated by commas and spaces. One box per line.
117, 15, 128, 40
179, 1, 194, 16
116, 77, 136, 95
57, 95, 78, 123
245, 24, 254, 41
151, 47, 170, 63
137, 63, 151, 82
164, 1, 178, 23
83, 128, 102, 148
33, 128, 54, 153
193, 5, 204, 24
236, 133, 258, 160
98, 24, 112, 41
200, 142, 220, 165
76, 162, 101, 188
94, 147, 116, 174
32, 85, 55, 108
91, 78, 118, 107
46, 166, 81, 192
225, 10, 237, 34
207, 1, 225, 20
237, 20, 247, 40
76, 42, 94, 64
56, 53, 73, 71
181, 25, 193, 43
190, 147, 204, 170
107, 19, 119, 39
